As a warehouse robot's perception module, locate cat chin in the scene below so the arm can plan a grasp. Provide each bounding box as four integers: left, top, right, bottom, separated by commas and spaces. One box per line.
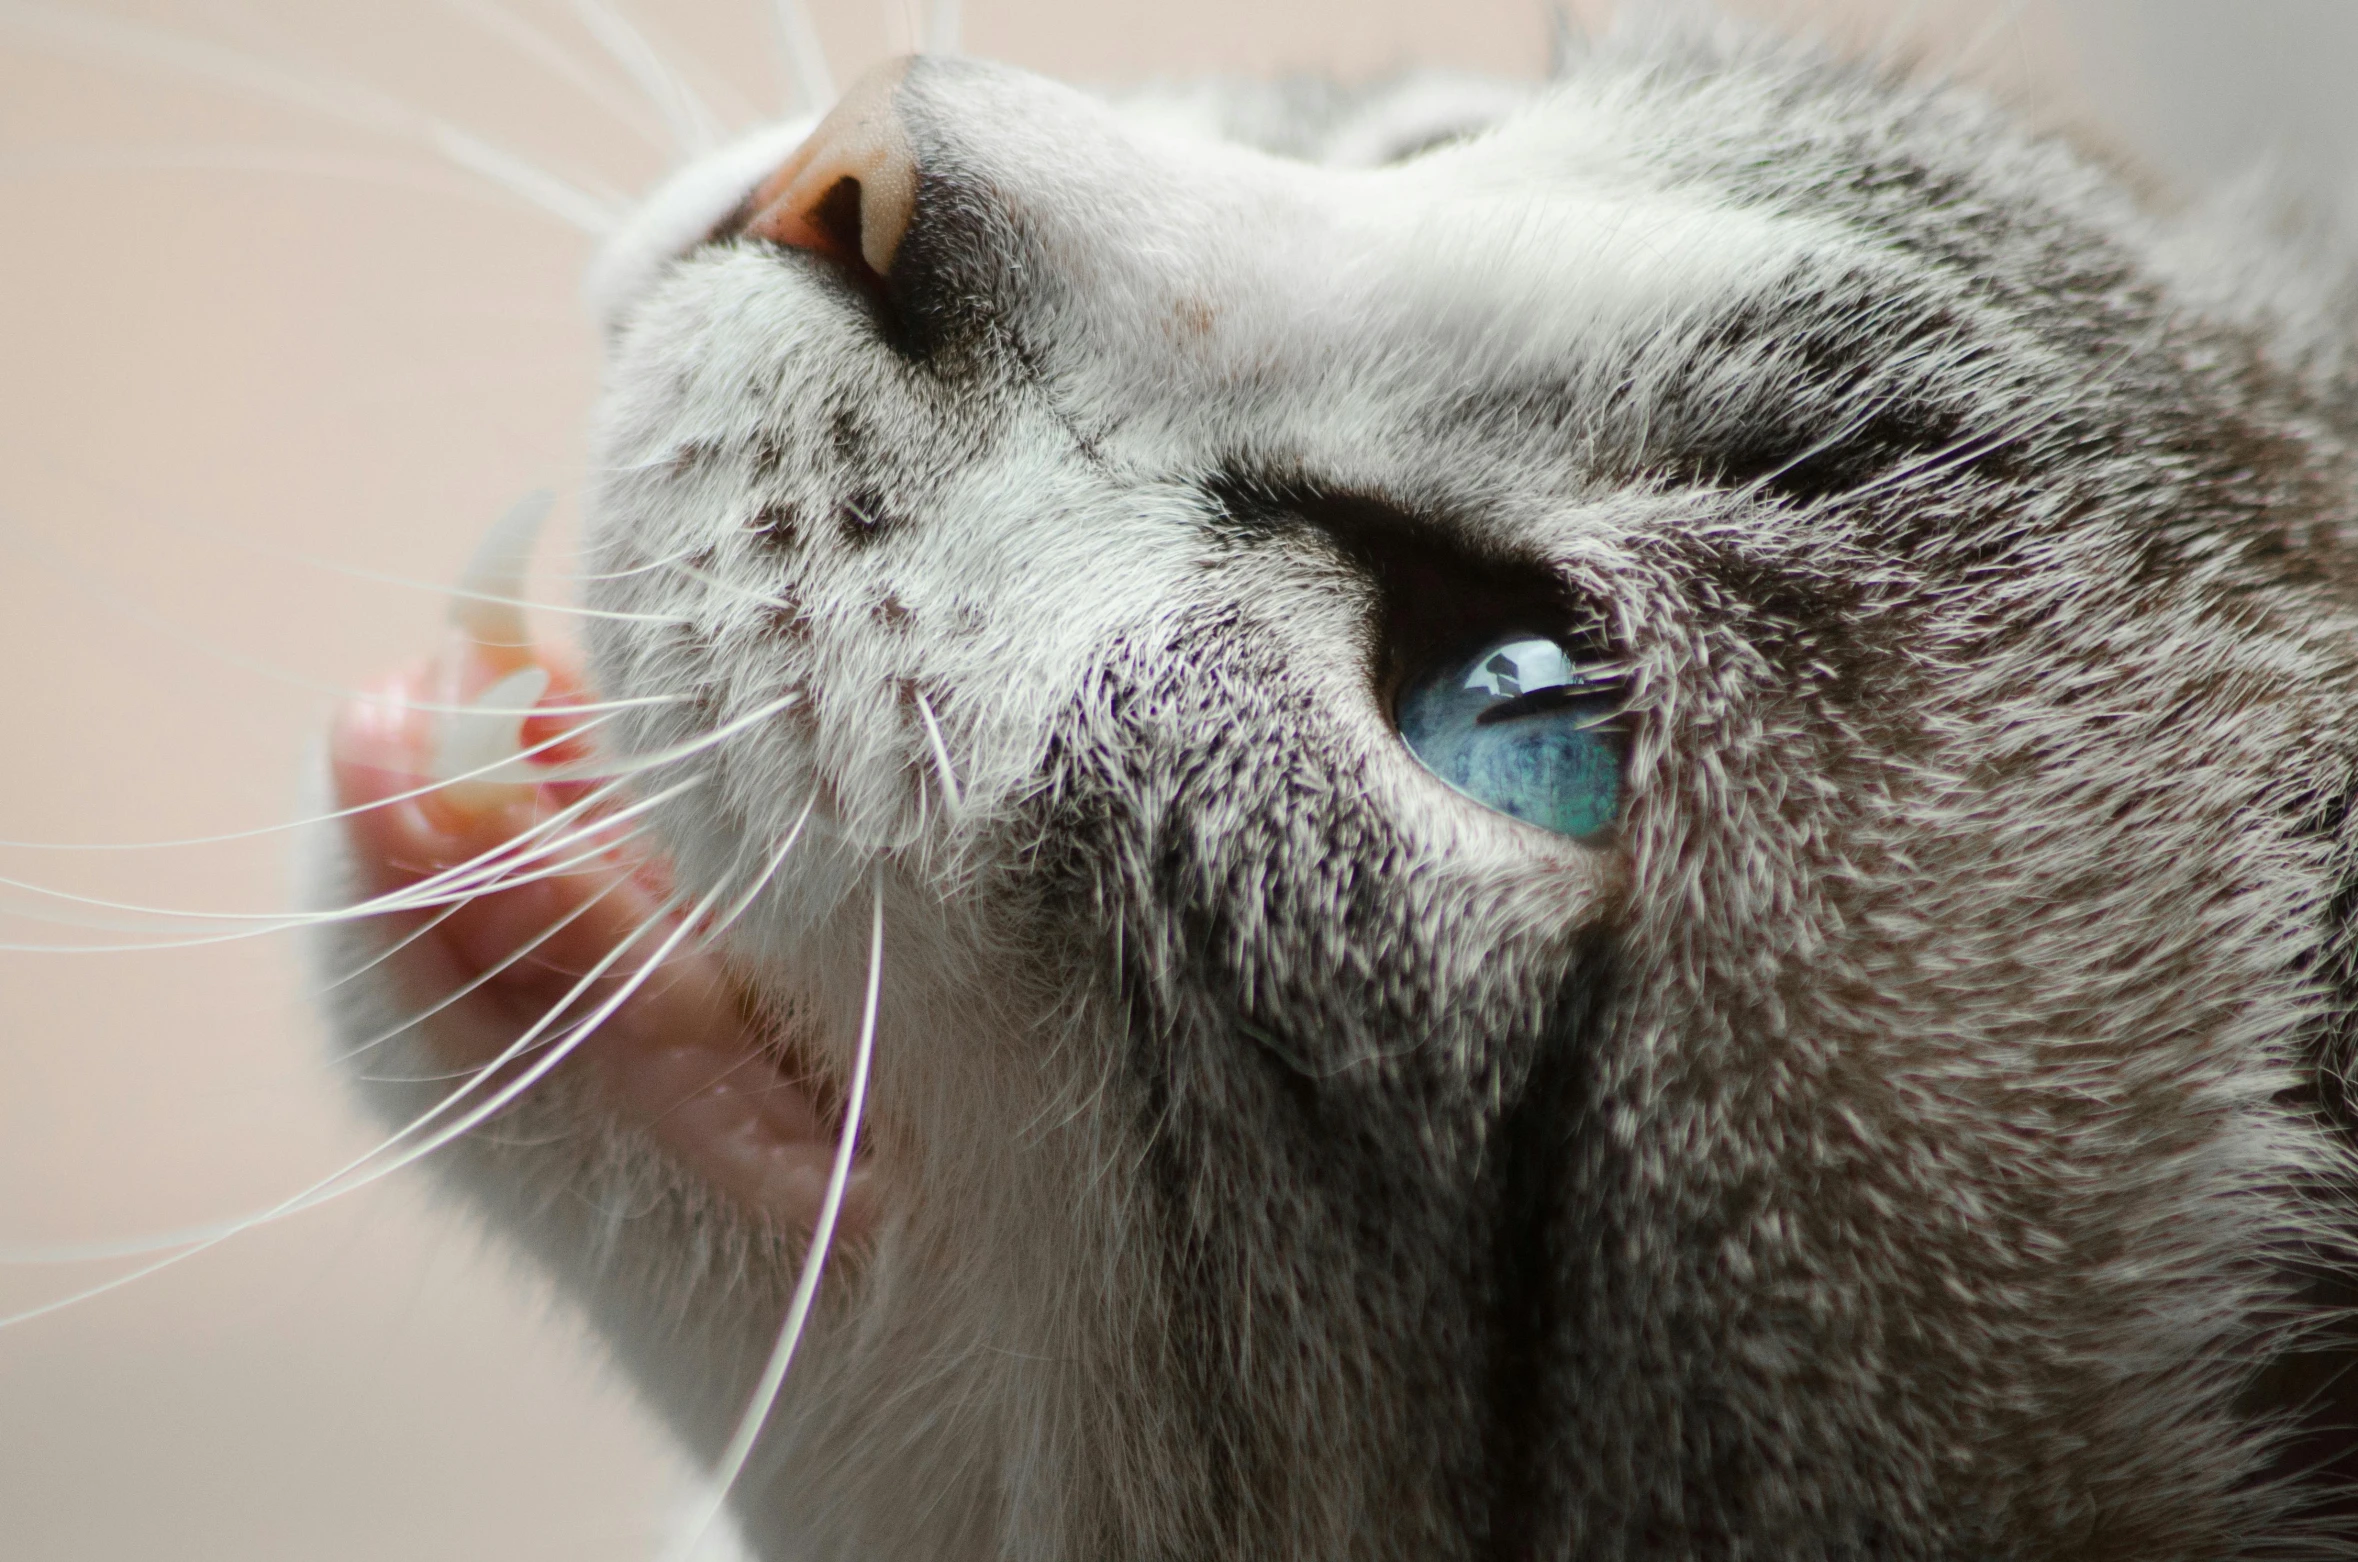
305, 735, 1133, 1558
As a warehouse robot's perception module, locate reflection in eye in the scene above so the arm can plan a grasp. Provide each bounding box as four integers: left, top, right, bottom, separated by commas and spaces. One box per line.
1397, 635, 1623, 840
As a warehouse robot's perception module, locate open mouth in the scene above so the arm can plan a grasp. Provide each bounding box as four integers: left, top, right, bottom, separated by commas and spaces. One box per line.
325, 504, 876, 1241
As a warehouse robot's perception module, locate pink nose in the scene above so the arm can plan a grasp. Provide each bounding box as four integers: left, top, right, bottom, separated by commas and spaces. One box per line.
744, 58, 919, 280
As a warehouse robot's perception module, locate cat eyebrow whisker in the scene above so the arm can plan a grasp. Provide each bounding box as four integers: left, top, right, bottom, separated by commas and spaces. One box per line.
1814, 341, 2137, 516
668, 868, 883, 1561
0, 0, 629, 234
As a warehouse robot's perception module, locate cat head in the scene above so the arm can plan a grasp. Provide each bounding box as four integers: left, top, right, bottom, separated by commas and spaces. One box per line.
455, 30, 2358, 1558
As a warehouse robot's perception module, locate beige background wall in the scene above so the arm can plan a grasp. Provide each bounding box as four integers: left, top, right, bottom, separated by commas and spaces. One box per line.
0, 2, 2323, 1556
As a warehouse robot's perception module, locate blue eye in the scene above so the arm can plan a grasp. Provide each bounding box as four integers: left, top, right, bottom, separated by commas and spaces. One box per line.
1396, 635, 1624, 840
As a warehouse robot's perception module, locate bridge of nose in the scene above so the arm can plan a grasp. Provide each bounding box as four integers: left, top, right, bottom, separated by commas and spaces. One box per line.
728, 56, 1361, 372
717, 56, 1809, 473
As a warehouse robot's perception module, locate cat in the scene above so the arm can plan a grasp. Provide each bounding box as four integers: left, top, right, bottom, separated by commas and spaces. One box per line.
11, 1, 2358, 1557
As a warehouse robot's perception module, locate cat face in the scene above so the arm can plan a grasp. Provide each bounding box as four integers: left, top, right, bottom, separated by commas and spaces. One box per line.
348, 36, 2358, 1561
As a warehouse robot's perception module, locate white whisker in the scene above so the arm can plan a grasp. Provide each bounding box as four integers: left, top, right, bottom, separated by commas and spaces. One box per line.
313, 812, 682, 1006
0, 810, 651, 946
429, 122, 628, 234
528, 690, 801, 783
434, 0, 673, 148
275, 521, 702, 614
314, 892, 479, 998
0, 874, 723, 1324
310, 875, 746, 1217
325, 771, 698, 917
433, 586, 685, 625
1953, 0, 2039, 79
0, 726, 646, 910
0, 1, 628, 233
372, 693, 682, 718
0, 771, 696, 949
665, 551, 796, 609
697, 793, 818, 951
0, 510, 688, 703
565, 546, 717, 584
0, 708, 664, 855
913, 692, 963, 814
40, 470, 705, 604
365, 807, 657, 915
668, 870, 883, 1561
0, 875, 632, 1268
0, 143, 539, 206
567, 0, 723, 155
342, 884, 638, 1078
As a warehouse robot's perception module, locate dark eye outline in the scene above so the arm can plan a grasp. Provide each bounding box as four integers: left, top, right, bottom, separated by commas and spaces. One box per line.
1197, 477, 1632, 838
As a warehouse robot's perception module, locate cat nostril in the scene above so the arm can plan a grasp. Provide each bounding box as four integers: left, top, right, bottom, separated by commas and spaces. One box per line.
744, 58, 917, 282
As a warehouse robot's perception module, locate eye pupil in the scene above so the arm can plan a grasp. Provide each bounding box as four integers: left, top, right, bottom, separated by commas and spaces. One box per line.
1398, 634, 1623, 841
